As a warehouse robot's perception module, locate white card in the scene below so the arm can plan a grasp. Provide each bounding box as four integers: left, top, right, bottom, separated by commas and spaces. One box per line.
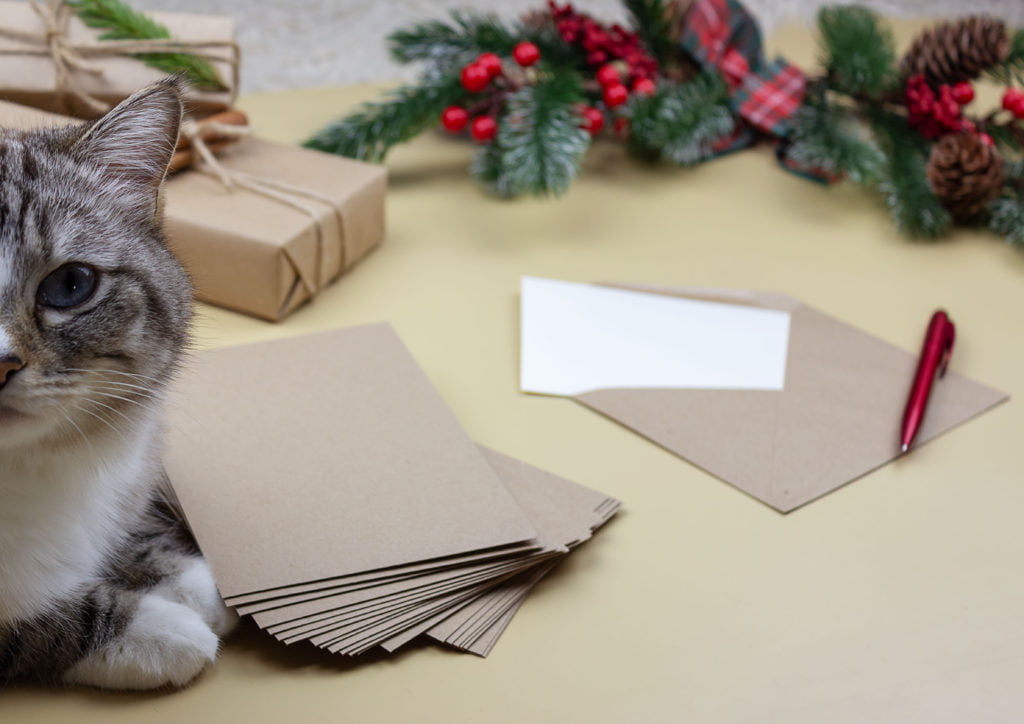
520, 277, 791, 396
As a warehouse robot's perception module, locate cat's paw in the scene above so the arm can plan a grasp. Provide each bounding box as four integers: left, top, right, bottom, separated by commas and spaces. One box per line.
63, 594, 218, 690
155, 556, 238, 637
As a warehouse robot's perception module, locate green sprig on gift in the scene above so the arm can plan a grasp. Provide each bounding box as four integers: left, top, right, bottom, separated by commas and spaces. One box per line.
66, 0, 227, 91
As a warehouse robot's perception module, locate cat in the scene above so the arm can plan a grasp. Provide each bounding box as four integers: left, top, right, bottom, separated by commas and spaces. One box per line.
0, 78, 236, 690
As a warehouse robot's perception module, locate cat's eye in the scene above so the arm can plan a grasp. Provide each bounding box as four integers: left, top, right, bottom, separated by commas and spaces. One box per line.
37, 264, 98, 310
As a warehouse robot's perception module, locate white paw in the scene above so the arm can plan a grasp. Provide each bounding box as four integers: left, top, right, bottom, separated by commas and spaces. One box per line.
63, 594, 218, 691
155, 557, 238, 637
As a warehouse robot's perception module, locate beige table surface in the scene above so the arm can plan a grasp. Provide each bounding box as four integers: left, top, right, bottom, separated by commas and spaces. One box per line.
7, 22, 1024, 723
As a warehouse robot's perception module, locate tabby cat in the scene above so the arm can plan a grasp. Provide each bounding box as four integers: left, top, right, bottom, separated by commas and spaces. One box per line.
0, 78, 235, 690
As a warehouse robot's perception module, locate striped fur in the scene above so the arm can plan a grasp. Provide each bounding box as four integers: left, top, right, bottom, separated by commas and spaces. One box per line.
0, 79, 235, 690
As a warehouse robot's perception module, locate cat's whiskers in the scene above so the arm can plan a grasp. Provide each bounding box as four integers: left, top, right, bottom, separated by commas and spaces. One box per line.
71, 401, 127, 443
89, 383, 160, 403
47, 398, 95, 455
82, 397, 135, 428
64, 367, 167, 386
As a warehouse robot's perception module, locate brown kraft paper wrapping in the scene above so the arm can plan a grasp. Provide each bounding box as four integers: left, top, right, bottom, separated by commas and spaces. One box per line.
0, 1, 237, 118
162, 138, 387, 321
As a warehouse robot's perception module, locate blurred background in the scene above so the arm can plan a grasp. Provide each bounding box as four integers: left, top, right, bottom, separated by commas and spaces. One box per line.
144, 0, 1024, 92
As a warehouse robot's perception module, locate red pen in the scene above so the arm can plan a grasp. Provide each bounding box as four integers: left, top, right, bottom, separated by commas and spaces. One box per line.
900, 310, 956, 454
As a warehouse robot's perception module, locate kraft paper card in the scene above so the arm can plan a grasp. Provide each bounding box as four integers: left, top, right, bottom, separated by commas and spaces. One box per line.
521, 279, 1008, 513
163, 324, 620, 657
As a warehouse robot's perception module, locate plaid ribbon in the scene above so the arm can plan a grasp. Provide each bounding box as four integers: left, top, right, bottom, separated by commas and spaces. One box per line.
680, 0, 806, 137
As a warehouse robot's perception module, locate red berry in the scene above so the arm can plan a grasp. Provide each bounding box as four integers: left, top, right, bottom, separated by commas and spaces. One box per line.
632, 77, 656, 96
476, 52, 503, 78
1002, 88, 1024, 112
613, 117, 629, 137
470, 115, 497, 142
602, 83, 628, 107
460, 63, 490, 93
440, 106, 468, 132
596, 64, 620, 87
979, 132, 994, 146
951, 82, 974, 105
960, 118, 976, 133
580, 106, 604, 135
512, 41, 541, 67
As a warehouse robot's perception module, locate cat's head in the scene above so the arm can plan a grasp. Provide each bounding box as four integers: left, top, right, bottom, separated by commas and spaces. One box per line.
0, 79, 191, 450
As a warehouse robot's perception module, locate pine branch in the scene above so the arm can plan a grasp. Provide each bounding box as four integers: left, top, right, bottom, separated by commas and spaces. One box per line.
785, 88, 884, 185
870, 110, 952, 238
65, 0, 226, 90
389, 11, 518, 67
303, 74, 465, 162
626, 74, 735, 166
988, 28, 1024, 86
470, 71, 590, 198
818, 6, 897, 99
388, 10, 577, 72
623, 0, 674, 65
988, 195, 1024, 248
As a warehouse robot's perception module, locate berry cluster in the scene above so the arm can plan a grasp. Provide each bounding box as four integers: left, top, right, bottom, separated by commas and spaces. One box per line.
443, 43, 543, 143
905, 74, 975, 139
548, 1, 658, 85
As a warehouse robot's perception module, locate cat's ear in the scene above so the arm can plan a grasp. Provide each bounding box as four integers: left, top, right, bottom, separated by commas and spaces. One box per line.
71, 77, 183, 201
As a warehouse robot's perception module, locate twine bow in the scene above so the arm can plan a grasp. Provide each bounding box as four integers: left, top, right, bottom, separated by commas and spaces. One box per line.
0, 0, 239, 115
180, 118, 349, 313
680, 0, 806, 137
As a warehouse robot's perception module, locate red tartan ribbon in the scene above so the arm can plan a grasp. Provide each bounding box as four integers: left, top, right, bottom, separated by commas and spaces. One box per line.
680, 0, 806, 137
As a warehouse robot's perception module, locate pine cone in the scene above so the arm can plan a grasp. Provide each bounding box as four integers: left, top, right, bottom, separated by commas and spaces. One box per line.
900, 16, 1009, 85
926, 132, 1004, 220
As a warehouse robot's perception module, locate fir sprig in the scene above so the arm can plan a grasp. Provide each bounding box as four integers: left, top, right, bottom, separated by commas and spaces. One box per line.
871, 110, 952, 238
471, 72, 590, 197
818, 6, 896, 99
626, 74, 735, 166
65, 0, 226, 91
623, 0, 675, 66
988, 195, 1024, 248
786, 88, 884, 185
988, 29, 1024, 87
303, 74, 465, 162
388, 11, 577, 73
389, 12, 518, 68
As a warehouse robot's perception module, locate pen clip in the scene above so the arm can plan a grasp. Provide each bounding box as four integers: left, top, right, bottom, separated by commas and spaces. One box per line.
938, 320, 955, 378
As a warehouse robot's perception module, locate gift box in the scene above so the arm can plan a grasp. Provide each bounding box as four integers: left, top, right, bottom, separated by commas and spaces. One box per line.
0, 99, 387, 321
163, 138, 386, 321
0, 1, 237, 118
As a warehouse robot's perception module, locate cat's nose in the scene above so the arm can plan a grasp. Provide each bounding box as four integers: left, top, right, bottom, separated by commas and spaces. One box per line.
0, 355, 24, 388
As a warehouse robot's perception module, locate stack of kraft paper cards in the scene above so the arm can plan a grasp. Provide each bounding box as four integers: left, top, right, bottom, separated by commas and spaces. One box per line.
162, 324, 619, 657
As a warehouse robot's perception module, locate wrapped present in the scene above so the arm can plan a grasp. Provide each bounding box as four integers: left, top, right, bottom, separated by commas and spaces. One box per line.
0, 0, 238, 118
0, 99, 387, 321
163, 137, 386, 321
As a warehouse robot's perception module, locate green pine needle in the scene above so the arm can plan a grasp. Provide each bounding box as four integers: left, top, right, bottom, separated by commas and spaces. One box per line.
626, 74, 735, 167
871, 110, 951, 238
818, 6, 897, 98
303, 74, 465, 162
470, 72, 590, 198
988, 29, 1024, 87
988, 195, 1024, 248
66, 0, 226, 91
623, 0, 675, 65
389, 11, 518, 67
388, 11, 577, 72
786, 91, 884, 185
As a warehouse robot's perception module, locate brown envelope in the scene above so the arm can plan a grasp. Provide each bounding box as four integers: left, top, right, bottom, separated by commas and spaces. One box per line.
572, 285, 1008, 513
